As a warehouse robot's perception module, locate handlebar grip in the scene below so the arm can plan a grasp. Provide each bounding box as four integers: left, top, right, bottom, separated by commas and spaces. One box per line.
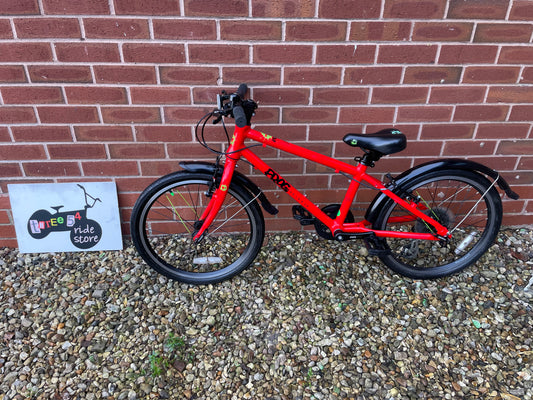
233, 105, 248, 128
236, 83, 248, 99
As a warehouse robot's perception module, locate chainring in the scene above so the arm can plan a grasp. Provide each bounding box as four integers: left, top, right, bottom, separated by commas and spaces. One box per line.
314, 204, 355, 240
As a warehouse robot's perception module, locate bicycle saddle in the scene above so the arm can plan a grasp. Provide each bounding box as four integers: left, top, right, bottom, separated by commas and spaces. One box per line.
51, 205, 64, 213
343, 129, 406, 155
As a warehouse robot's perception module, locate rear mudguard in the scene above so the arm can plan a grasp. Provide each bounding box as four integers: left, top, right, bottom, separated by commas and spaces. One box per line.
365, 158, 519, 224
179, 161, 279, 215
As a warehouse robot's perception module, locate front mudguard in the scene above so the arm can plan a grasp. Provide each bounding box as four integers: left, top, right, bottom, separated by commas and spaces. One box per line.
179, 161, 279, 215
365, 158, 519, 224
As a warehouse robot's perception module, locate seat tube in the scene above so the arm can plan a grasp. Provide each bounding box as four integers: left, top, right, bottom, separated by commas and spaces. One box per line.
338, 164, 365, 223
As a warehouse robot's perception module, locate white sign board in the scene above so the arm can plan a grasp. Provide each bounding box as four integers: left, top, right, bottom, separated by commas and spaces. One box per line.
9, 182, 123, 253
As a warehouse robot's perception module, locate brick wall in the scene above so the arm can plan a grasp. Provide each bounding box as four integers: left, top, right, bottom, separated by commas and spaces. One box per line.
1, 0, 532, 247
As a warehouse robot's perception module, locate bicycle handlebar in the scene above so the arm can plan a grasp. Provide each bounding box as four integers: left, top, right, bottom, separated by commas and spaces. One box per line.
233, 105, 247, 128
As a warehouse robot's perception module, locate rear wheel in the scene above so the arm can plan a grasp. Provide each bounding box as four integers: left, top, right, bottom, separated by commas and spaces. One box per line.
373, 170, 502, 279
130, 172, 265, 284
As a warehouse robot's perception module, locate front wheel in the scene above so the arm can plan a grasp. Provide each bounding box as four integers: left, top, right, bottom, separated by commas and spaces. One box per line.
130, 172, 265, 284
373, 169, 502, 279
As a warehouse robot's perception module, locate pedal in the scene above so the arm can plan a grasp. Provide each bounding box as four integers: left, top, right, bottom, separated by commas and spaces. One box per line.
363, 235, 391, 256
292, 205, 314, 226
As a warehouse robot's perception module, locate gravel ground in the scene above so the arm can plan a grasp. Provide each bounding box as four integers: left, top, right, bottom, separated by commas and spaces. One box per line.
0, 228, 532, 400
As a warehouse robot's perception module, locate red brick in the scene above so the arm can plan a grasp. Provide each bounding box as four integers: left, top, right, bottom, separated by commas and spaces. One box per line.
0, 144, 45, 160
344, 67, 402, 85
316, 45, 375, 65
0, 107, 36, 123
439, 45, 498, 64
429, 86, 485, 104
38, 106, 99, 124
83, 161, 139, 176
42, 0, 110, 14
101, 107, 161, 124
284, 67, 341, 85
160, 66, 219, 85
65, 87, 127, 104
252, 0, 314, 17
164, 106, 214, 124
0, 43, 52, 62
75, 126, 133, 142
252, 88, 310, 105
115, 0, 180, 15
189, 44, 249, 64
378, 45, 438, 64
48, 143, 106, 159
403, 66, 461, 84
286, 21, 346, 41
0, 163, 22, 177
154, 19, 216, 40
55, 43, 120, 62
94, 66, 156, 84
184, 0, 247, 16
0, 127, 10, 142
487, 87, 533, 104
2, 87, 63, 104
339, 107, 395, 124
131, 87, 191, 105
509, 105, 533, 121
251, 107, 279, 124
384, 0, 446, 18
447, 0, 509, 19
0, 66, 26, 83
499, 46, 533, 64
412, 22, 473, 42
223, 67, 281, 85
253, 45, 313, 64
397, 106, 452, 122
313, 88, 368, 105
476, 123, 530, 139
139, 161, 185, 176
135, 126, 192, 142
520, 68, 533, 83
191, 87, 232, 105
443, 140, 497, 156
1, 0, 39, 15
372, 87, 428, 104
509, 0, 533, 21
518, 156, 533, 169
221, 20, 281, 41
453, 105, 508, 122
84, 18, 150, 39
15, 18, 80, 38
23, 161, 81, 176
109, 143, 165, 159
319, 0, 380, 18
350, 22, 410, 41
116, 177, 161, 192
12, 126, 72, 142
123, 43, 185, 64
282, 108, 337, 124
28, 65, 91, 83
420, 124, 474, 140
463, 66, 520, 84
0, 19, 13, 38
166, 143, 220, 160
475, 23, 532, 43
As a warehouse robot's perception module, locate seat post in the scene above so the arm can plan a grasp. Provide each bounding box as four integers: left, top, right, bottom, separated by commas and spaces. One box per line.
360, 150, 382, 167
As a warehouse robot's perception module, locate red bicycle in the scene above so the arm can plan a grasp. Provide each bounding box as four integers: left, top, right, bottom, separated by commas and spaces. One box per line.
131, 84, 519, 284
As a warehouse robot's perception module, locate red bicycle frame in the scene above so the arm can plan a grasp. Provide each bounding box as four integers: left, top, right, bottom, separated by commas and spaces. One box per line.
194, 125, 450, 242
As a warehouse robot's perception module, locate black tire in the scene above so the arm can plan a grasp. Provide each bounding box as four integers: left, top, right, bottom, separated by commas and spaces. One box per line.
373, 169, 502, 279
130, 172, 265, 284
